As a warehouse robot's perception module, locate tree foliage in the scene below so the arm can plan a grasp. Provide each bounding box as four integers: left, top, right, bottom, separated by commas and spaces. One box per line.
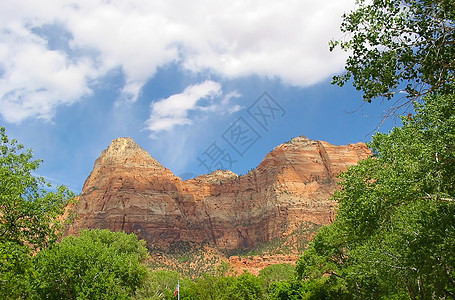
0, 241, 33, 299
31, 229, 148, 300
137, 267, 274, 300
296, 90, 455, 299
191, 272, 236, 300
134, 270, 181, 299
331, 0, 455, 104
0, 126, 75, 297
311, 2, 455, 296
224, 272, 265, 300
259, 263, 295, 292
0, 126, 74, 250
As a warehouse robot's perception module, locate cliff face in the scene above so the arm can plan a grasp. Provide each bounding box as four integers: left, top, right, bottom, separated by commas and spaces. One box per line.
67, 136, 370, 250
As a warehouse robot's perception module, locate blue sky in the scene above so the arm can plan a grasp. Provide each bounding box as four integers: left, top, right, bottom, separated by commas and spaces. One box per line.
1, 0, 398, 193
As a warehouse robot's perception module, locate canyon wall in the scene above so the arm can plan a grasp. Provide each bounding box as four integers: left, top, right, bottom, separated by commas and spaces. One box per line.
67, 136, 370, 250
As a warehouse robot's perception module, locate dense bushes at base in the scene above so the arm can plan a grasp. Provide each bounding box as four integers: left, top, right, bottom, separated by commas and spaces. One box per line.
136, 264, 293, 300
31, 229, 149, 299
1, 228, 149, 300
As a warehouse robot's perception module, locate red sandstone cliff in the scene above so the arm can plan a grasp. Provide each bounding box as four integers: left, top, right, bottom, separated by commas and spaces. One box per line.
67, 136, 370, 250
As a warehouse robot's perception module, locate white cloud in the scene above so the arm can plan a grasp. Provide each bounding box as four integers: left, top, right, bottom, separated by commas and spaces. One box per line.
207, 91, 243, 114
0, 23, 94, 123
145, 80, 237, 134
0, 0, 356, 123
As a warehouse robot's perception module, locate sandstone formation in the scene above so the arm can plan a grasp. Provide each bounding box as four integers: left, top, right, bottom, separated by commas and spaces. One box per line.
67, 136, 370, 250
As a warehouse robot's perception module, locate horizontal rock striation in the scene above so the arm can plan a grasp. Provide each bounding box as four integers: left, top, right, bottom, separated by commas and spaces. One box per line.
67, 136, 370, 250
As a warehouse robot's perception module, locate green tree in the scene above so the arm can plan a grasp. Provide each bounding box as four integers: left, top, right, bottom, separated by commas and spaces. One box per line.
135, 270, 180, 299
193, 272, 235, 300
173, 277, 198, 300
224, 272, 265, 300
31, 229, 148, 299
0, 126, 74, 298
0, 241, 33, 299
155, 263, 236, 300
268, 279, 304, 300
258, 263, 294, 292
0, 126, 74, 249
331, 0, 455, 103
297, 90, 455, 298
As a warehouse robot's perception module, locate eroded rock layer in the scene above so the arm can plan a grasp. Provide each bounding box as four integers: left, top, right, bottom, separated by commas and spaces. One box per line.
67, 136, 370, 249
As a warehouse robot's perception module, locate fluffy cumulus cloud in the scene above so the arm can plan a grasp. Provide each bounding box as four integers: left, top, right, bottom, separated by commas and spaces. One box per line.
0, 0, 355, 123
145, 80, 241, 134
0, 23, 95, 123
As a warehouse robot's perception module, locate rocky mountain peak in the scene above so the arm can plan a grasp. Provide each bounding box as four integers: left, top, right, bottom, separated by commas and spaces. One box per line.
69, 135, 371, 251
98, 137, 163, 169
288, 135, 310, 143
105, 137, 141, 153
